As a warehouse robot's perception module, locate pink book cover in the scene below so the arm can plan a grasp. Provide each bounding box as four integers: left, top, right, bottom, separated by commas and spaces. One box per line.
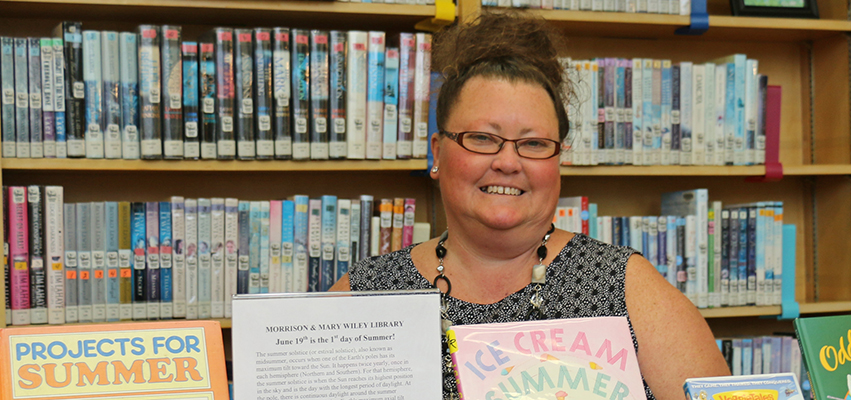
402, 198, 415, 247
269, 200, 282, 293
447, 317, 648, 400
8, 187, 31, 321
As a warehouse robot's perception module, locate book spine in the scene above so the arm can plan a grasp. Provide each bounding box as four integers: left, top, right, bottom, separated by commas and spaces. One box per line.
675, 217, 686, 293
747, 206, 757, 305
281, 200, 295, 292
170, 197, 186, 318
614, 58, 625, 164
118, 201, 132, 320
234, 29, 255, 160
627, 60, 640, 165
40, 38, 56, 158
697, 191, 709, 308
237, 201, 250, 294
9, 187, 29, 325
182, 43, 200, 159
336, 199, 351, 281
197, 198, 212, 318
685, 214, 696, 304
158, 201, 173, 319
329, 31, 347, 159
714, 64, 726, 165
51, 37, 66, 158
224, 198, 239, 317
184, 199, 198, 319
365, 31, 385, 160
62, 203, 77, 322
269, 200, 283, 293
2, 38, 16, 158
14, 38, 31, 159
346, 31, 368, 159
657, 216, 667, 277
412, 33, 431, 158
160, 26, 182, 159
396, 33, 415, 159
757, 74, 768, 165
391, 198, 404, 251
758, 204, 770, 306
734, 56, 746, 165
145, 201, 160, 319
660, 60, 672, 166
119, 32, 140, 159
745, 59, 758, 165
291, 29, 310, 160
44, 187, 64, 324
720, 209, 730, 306
101, 32, 122, 159
320, 196, 337, 291
641, 59, 653, 165
724, 63, 736, 165
707, 207, 715, 308
728, 207, 740, 305
736, 208, 748, 305
309, 30, 330, 160
76, 202, 91, 323
383, 47, 399, 160
703, 63, 716, 166
402, 198, 416, 247
671, 64, 680, 165
28, 186, 47, 324
248, 201, 262, 293
90, 201, 106, 322
272, 28, 292, 159
210, 198, 225, 317
138, 25, 162, 159
307, 199, 322, 292
666, 216, 677, 288
359, 195, 373, 259
60, 23, 85, 157
28, 38, 44, 158
130, 202, 146, 319
604, 58, 615, 164
680, 62, 692, 165
712, 200, 723, 308
651, 60, 662, 166
214, 28, 236, 159
692, 64, 706, 166
199, 40, 217, 159
82, 32, 103, 158
773, 203, 784, 305
350, 200, 361, 264
623, 59, 633, 164
255, 28, 274, 159
104, 201, 120, 321
259, 201, 270, 293
379, 198, 393, 255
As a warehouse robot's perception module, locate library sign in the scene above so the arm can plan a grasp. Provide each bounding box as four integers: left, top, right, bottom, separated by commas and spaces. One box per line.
0, 320, 229, 400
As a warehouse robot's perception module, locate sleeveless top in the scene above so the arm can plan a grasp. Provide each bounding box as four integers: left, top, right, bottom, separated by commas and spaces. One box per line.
348, 233, 656, 400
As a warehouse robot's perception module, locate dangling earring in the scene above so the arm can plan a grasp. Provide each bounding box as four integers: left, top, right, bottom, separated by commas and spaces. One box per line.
431, 166, 439, 173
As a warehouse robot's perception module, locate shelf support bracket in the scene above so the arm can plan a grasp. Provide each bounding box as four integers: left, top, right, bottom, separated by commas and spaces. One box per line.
674, 0, 709, 35
745, 162, 784, 183
415, 0, 456, 32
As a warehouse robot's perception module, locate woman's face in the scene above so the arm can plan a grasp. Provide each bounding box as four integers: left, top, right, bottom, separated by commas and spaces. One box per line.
432, 76, 561, 232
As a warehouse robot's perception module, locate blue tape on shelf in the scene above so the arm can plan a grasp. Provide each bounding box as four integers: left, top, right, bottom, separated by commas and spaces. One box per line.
675, 0, 709, 35
779, 224, 800, 320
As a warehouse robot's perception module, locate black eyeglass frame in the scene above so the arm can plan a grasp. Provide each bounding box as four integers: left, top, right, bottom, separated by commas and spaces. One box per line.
439, 130, 562, 160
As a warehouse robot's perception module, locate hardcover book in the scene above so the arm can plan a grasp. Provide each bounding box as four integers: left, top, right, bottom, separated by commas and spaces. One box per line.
182, 43, 200, 159
447, 317, 647, 400
345, 31, 368, 160
683, 373, 803, 400
14, 38, 30, 159
795, 315, 851, 400
291, 29, 310, 160
119, 32, 139, 159
82, 31, 103, 158
329, 31, 347, 159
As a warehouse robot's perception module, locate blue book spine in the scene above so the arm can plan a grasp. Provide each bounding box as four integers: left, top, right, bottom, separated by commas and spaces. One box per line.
290, 29, 310, 160
105, 202, 120, 322
651, 60, 662, 164
612, 215, 622, 246
248, 201, 261, 294
254, 29, 274, 159
320, 195, 337, 291
1, 37, 17, 158
14, 38, 30, 158
82, 31, 103, 158
774, 203, 784, 305
130, 203, 146, 320
183, 42, 200, 159
119, 33, 139, 159
159, 201, 173, 319
365, 32, 385, 160
27, 38, 44, 158
281, 200, 295, 292
742, 338, 754, 375
660, 60, 672, 165
641, 59, 653, 165
733, 55, 746, 165
728, 207, 740, 305
588, 203, 598, 240
756, 203, 768, 306
259, 201, 270, 293
621, 216, 630, 248
293, 195, 309, 292
671, 64, 680, 165
641, 217, 649, 256
307, 199, 322, 292
336, 200, 351, 282
40, 38, 55, 158
724, 63, 736, 165
237, 201, 250, 294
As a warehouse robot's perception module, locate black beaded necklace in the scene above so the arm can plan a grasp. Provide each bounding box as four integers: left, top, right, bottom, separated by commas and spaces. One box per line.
432, 223, 556, 332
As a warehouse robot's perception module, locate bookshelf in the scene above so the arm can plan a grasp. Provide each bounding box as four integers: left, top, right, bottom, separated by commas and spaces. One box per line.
0, 0, 849, 340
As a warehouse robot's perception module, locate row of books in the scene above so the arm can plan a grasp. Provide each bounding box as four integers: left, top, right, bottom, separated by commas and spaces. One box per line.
718, 336, 805, 383
3, 185, 429, 326
1, 23, 433, 161
482, 0, 690, 14
561, 56, 772, 166
556, 191, 786, 309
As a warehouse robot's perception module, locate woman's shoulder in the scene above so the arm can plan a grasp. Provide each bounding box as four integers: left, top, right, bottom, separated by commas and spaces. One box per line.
348, 245, 430, 291
559, 233, 639, 266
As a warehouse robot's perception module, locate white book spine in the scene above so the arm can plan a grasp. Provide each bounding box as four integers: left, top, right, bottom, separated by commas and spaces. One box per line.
714, 65, 726, 165
210, 198, 225, 318
692, 64, 705, 166
184, 199, 198, 319
63, 204, 77, 322
631, 59, 643, 166
259, 201, 271, 293
629, 216, 643, 251
365, 31, 385, 160
102, 31, 122, 159
412, 33, 432, 158
711, 200, 723, 308
660, 60, 672, 166
745, 59, 758, 165
680, 62, 692, 165
224, 198, 239, 317
197, 198, 212, 319
90, 202, 107, 322
773, 204, 783, 305
346, 31, 368, 159
45, 186, 65, 324
697, 195, 709, 308
83, 31, 104, 159
171, 196, 186, 318
40, 39, 56, 158
703, 63, 715, 166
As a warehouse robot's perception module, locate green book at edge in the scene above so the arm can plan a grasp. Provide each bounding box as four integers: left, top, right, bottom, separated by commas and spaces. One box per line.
795, 315, 851, 400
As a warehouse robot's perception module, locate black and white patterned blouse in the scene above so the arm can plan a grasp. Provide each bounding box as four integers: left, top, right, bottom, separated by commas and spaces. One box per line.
348, 233, 656, 400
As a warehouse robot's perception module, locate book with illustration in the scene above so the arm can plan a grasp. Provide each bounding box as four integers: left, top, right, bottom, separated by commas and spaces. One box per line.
795, 315, 851, 400
683, 373, 803, 400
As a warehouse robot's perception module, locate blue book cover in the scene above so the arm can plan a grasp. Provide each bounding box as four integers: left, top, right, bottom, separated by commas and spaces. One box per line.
105, 201, 120, 322
130, 202, 146, 320
119, 33, 139, 159
320, 195, 337, 291
292, 195, 309, 292
307, 199, 322, 292
237, 201, 250, 294
259, 201, 270, 293
158, 201, 173, 319
182, 41, 200, 159
281, 200, 295, 292
248, 201, 261, 294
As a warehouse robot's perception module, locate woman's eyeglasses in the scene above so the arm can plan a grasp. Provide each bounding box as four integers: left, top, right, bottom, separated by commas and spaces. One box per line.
440, 131, 562, 159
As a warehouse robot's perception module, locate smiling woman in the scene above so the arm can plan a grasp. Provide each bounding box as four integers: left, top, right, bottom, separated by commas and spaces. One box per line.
330, 11, 730, 400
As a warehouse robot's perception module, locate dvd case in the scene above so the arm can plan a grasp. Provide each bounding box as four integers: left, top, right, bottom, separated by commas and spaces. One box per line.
199, 40, 217, 159
212, 28, 236, 159
291, 29, 310, 160
310, 30, 330, 160
346, 31, 367, 160
329, 31, 347, 159
272, 28, 292, 159
234, 29, 255, 160
119, 32, 140, 159
161, 26, 183, 159
182, 43, 201, 159
102, 32, 122, 159
138, 25, 162, 159
365, 31, 385, 160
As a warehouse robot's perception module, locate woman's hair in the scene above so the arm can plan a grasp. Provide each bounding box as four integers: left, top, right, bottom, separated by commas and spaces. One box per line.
432, 11, 572, 141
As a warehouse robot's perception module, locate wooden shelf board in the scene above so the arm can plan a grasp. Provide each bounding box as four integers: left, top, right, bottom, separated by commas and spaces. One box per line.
783, 164, 851, 175
799, 301, 851, 314
0, 318, 232, 328
1, 158, 429, 172
699, 306, 782, 318
560, 165, 765, 176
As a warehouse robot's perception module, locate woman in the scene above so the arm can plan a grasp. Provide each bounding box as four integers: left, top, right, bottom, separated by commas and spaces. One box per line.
331, 12, 730, 400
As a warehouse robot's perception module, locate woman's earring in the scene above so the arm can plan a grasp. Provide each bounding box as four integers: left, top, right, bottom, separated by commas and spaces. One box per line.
431, 166, 439, 173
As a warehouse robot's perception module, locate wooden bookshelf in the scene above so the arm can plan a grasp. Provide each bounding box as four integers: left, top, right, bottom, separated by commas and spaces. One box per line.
1, 158, 429, 172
